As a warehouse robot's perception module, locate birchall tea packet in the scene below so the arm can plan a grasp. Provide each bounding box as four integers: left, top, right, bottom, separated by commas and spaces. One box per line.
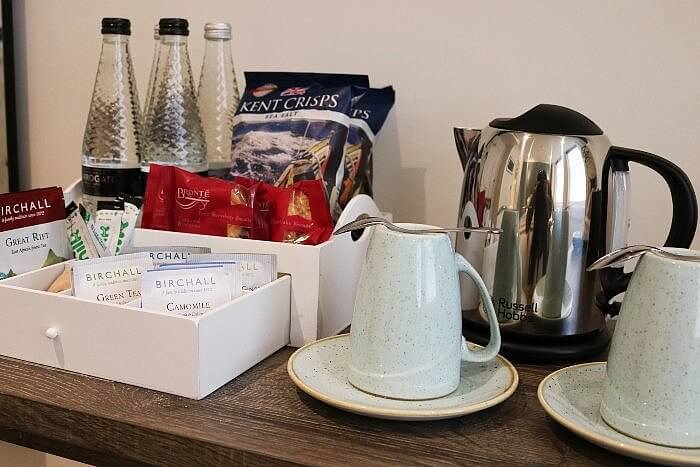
121, 246, 211, 265
230, 72, 369, 219
186, 253, 277, 293
0, 187, 70, 279
154, 262, 244, 299
71, 252, 154, 304
140, 265, 232, 317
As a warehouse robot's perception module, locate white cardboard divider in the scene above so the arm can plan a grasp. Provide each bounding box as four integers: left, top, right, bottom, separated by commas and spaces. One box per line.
0, 262, 291, 399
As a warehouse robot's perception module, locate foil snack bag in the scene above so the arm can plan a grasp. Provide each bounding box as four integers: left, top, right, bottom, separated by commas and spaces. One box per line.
0, 187, 70, 279
230, 72, 369, 219
339, 86, 395, 207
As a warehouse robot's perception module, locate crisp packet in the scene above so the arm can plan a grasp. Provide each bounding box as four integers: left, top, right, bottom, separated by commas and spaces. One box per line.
231, 72, 370, 219
266, 180, 333, 245
121, 246, 212, 265
186, 253, 277, 292
141, 165, 269, 239
140, 265, 232, 317
339, 86, 395, 206
71, 252, 154, 304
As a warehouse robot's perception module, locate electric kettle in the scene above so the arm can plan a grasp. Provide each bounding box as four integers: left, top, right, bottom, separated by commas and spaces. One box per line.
455, 104, 697, 360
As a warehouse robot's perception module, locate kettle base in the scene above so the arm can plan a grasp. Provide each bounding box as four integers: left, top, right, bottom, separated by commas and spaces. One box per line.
462, 323, 611, 363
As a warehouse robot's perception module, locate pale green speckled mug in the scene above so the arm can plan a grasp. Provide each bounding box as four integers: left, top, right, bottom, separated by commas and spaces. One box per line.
601, 248, 700, 448
348, 223, 501, 400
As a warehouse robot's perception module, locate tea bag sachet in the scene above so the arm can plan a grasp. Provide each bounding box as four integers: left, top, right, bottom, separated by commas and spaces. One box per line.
71, 252, 154, 304
121, 245, 211, 265
66, 202, 99, 260
140, 265, 232, 317
154, 262, 244, 299
186, 253, 277, 293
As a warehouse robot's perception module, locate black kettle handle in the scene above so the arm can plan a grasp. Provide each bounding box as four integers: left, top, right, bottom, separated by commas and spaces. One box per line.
598, 146, 698, 313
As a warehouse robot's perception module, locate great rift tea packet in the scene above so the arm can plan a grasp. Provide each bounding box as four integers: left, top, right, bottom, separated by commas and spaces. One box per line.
71, 252, 154, 304
186, 253, 277, 293
140, 265, 232, 316
0, 187, 70, 279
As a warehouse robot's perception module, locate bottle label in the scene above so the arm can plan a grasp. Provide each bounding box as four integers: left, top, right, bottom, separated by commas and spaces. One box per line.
82, 166, 144, 197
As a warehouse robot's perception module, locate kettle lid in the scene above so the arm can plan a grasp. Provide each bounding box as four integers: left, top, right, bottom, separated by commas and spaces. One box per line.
490, 104, 603, 136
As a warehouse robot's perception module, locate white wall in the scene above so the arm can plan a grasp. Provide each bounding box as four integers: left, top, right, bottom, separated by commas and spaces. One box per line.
13, 0, 700, 248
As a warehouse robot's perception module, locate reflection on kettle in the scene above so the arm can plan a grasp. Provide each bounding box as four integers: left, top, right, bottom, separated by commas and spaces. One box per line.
455, 104, 697, 361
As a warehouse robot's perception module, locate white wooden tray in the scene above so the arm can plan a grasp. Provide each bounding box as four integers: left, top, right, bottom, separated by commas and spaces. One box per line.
0, 262, 291, 399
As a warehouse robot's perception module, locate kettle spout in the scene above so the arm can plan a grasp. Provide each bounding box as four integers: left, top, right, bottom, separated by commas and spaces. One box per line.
454, 127, 481, 170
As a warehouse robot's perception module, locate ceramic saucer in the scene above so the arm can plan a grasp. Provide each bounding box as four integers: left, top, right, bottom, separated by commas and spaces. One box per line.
538, 362, 700, 466
287, 334, 518, 421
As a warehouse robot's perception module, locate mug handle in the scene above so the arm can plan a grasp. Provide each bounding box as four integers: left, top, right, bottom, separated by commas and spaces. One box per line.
455, 253, 502, 362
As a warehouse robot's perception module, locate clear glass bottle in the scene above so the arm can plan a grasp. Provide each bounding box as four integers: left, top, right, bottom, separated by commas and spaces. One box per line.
197, 22, 240, 178
141, 18, 207, 174
142, 24, 160, 120
81, 18, 142, 214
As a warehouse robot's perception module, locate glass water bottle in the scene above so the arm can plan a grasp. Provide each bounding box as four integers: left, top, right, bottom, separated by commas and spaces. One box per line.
81, 18, 142, 214
141, 18, 207, 174
197, 22, 240, 178
142, 24, 160, 120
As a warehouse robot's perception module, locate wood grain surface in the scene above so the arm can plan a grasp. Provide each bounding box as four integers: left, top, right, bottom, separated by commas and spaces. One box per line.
0, 341, 654, 466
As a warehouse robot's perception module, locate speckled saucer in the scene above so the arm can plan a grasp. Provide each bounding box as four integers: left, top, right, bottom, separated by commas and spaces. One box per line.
287, 334, 518, 421
538, 362, 700, 465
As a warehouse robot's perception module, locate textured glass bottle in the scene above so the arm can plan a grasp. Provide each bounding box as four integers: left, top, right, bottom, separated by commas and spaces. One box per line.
197, 22, 240, 178
142, 24, 160, 120
81, 18, 142, 214
141, 18, 207, 173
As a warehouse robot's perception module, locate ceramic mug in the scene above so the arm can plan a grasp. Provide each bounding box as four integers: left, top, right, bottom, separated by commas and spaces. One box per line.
348, 223, 501, 400
600, 248, 700, 448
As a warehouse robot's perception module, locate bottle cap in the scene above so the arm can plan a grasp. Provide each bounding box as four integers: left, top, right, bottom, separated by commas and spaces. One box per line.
159, 18, 189, 36
204, 22, 231, 40
101, 18, 131, 35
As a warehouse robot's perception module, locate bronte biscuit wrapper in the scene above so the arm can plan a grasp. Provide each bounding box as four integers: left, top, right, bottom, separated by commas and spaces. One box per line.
267, 180, 333, 245
141, 165, 269, 240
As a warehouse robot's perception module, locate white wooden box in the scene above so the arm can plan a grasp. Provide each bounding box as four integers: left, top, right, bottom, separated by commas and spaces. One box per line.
65, 177, 382, 348
0, 262, 291, 399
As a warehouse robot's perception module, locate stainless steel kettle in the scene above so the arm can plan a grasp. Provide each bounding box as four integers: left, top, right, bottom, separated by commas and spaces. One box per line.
455, 104, 697, 360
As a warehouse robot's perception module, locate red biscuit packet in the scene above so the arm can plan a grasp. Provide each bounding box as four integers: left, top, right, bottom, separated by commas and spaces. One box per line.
142, 165, 268, 240
141, 164, 175, 231
266, 179, 333, 245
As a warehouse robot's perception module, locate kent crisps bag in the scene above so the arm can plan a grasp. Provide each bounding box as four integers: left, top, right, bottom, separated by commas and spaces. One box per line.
230, 72, 369, 219
339, 86, 395, 207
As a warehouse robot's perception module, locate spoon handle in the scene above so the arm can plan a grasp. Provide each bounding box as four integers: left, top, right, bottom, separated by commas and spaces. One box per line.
333, 217, 501, 236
